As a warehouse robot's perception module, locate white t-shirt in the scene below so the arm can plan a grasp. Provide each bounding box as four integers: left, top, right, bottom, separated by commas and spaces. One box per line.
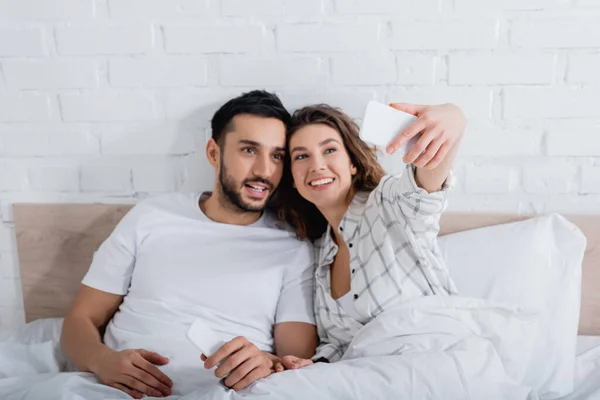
82, 192, 315, 360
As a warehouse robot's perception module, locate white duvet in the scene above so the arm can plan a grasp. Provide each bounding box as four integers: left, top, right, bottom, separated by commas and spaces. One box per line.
0, 296, 541, 400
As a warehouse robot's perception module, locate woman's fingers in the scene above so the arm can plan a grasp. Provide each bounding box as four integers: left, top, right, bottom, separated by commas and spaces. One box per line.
413, 135, 444, 168
403, 127, 439, 164
387, 119, 427, 155
424, 141, 453, 170
389, 103, 425, 116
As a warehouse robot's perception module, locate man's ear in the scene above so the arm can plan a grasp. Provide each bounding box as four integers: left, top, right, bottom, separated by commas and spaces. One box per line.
206, 138, 220, 169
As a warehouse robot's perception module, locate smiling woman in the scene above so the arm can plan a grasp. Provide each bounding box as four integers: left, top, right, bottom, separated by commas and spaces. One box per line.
277, 102, 465, 367
279, 105, 385, 241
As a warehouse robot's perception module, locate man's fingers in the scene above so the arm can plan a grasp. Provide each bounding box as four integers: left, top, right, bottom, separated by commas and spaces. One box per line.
387, 120, 427, 155
138, 349, 169, 366
205, 337, 247, 370
389, 103, 424, 116
413, 136, 444, 168
113, 383, 143, 399
232, 366, 270, 392
224, 357, 261, 388
273, 357, 286, 372
402, 127, 438, 164
214, 346, 253, 379
130, 362, 172, 396
134, 355, 173, 388
121, 375, 163, 398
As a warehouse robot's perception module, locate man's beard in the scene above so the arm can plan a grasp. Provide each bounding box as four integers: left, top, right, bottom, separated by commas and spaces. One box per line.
218, 163, 274, 213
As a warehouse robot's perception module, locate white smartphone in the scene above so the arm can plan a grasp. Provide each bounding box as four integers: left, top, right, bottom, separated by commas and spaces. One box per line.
186, 318, 225, 357
359, 100, 420, 153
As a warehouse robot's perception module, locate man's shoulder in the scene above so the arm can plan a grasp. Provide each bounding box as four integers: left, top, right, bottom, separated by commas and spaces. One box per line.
136, 192, 198, 208
125, 192, 199, 221
261, 209, 294, 232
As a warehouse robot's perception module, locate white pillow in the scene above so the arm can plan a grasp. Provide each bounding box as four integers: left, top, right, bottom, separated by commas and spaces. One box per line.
0, 317, 69, 378
0, 317, 64, 344
438, 214, 586, 398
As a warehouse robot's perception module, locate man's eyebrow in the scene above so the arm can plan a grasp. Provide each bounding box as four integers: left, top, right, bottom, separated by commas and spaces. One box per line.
238, 139, 285, 152
238, 139, 260, 147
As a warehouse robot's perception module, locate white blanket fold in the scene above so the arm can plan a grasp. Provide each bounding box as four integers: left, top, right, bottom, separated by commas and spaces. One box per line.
0, 296, 541, 400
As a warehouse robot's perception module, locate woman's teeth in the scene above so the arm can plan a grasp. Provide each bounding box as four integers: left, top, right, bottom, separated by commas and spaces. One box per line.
310, 178, 334, 187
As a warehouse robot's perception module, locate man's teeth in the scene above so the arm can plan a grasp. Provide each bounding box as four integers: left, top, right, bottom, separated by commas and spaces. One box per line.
248, 185, 266, 191
310, 178, 334, 187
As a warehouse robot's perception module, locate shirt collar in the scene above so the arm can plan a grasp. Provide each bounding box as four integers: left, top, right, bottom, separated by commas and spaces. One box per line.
316, 191, 369, 268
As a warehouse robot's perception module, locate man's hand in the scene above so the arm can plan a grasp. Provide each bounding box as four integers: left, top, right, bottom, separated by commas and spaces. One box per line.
279, 355, 313, 370
90, 348, 173, 399
201, 336, 276, 391
386, 103, 466, 170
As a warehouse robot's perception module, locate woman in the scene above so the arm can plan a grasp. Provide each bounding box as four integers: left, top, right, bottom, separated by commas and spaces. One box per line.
276, 102, 467, 369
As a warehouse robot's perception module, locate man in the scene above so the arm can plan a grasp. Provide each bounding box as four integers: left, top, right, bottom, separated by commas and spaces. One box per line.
60, 91, 318, 399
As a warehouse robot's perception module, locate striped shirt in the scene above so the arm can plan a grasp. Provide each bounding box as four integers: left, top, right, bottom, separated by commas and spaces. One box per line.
312, 164, 458, 362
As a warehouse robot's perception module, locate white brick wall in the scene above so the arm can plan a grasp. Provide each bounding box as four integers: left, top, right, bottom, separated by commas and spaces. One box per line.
3, 59, 100, 90
59, 92, 159, 122
277, 23, 380, 52
221, 0, 284, 16
220, 56, 322, 87
390, 20, 499, 50
0, 0, 95, 20
107, 0, 213, 18
108, 58, 208, 88
0, 93, 55, 122
448, 54, 556, 85
164, 25, 264, 54
581, 167, 600, 194
0, 28, 46, 57
568, 54, 600, 84
511, 17, 600, 48
55, 25, 154, 55
1, 0, 599, 328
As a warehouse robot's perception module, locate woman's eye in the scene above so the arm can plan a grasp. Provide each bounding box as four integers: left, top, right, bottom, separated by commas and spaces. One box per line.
324, 147, 336, 154
294, 154, 307, 161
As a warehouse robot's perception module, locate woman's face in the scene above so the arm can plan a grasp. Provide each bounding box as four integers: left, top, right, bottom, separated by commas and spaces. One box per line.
289, 123, 356, 210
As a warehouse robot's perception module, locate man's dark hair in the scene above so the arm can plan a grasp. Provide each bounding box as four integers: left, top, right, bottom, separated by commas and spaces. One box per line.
210, 90, 291, 146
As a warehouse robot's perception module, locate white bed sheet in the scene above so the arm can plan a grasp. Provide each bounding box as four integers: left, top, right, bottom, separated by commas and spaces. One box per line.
1, 319, 600, 399
559, 336, 600, 400
0, 297, 540, 400
576, 336, 600, 356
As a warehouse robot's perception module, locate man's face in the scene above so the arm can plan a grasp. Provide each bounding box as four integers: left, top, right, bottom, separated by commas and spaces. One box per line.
217, 114, 286, 213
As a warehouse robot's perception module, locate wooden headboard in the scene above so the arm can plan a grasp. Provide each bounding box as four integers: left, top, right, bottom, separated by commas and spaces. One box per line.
12, 204, 600, 335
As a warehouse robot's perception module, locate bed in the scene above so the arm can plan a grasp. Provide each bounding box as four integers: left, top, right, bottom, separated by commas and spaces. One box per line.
1, 204, 599, 400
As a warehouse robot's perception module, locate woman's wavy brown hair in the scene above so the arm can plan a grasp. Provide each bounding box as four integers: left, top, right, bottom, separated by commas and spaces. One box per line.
277, 104, 386, 242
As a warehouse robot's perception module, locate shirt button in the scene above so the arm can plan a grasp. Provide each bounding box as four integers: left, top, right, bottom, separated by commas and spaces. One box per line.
349, 243, 353, 248
352, 269, 355, 274
353, 294, 359, 300
339, 226, 344, 231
